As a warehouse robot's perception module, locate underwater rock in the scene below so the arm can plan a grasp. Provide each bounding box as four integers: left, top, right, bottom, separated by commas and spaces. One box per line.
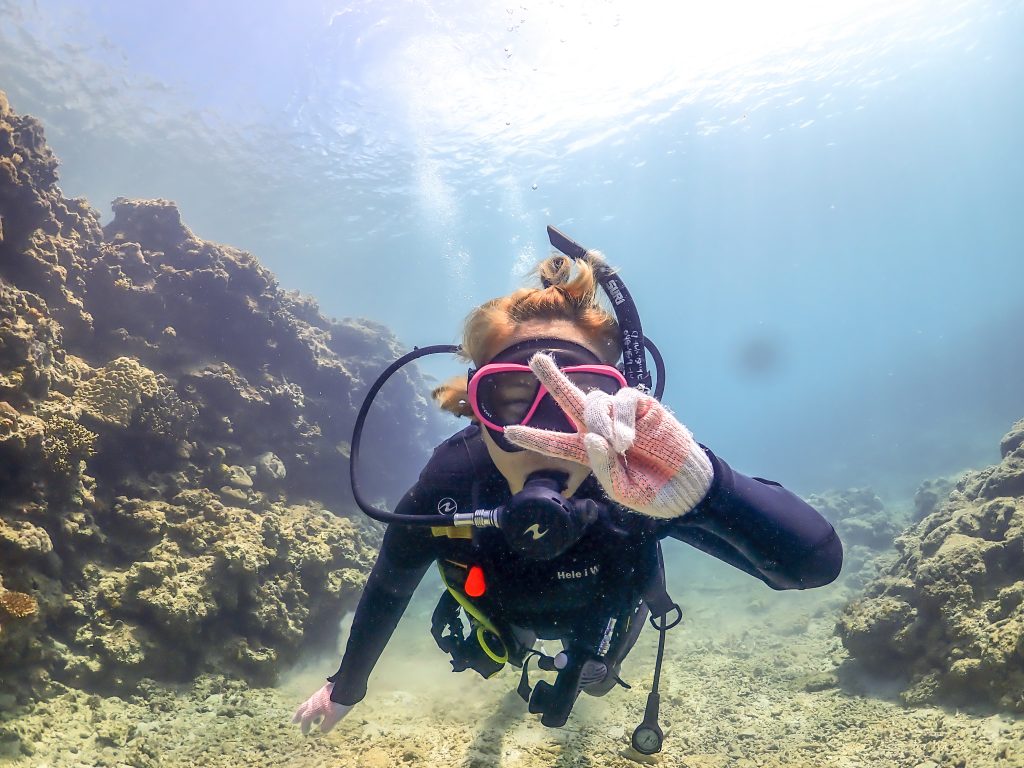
837, 418, 1024, 712
0, 402, 45, 460
223, 464, 253, 489
1001, 419, 1024, 458
219, 486, 249, 504
0, 518, 53, 558
913, 475, 959, 521
0, 92, 443, 702
0, 282, 65, 405
806, 487, 908, 585
808, 488, 902, 551
255, 451, 287, 483
84, 199, 435, 504
55, 494, 380, 691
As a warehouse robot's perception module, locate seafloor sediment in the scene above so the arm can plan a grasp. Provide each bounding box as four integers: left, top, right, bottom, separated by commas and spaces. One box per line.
4, 566, 1024, 768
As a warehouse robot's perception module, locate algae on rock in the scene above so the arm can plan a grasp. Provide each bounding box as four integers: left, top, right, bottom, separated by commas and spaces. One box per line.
838, 418, 1024, 712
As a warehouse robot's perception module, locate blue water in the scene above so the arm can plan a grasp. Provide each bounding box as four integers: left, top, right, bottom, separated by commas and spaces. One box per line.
1, 0, 1021, 498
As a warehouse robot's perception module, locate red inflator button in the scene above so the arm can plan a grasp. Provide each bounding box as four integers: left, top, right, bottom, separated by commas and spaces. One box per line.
465, 565, 486, 597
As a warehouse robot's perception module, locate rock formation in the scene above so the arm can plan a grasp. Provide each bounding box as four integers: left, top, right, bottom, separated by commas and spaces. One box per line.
806, 487, 908, 588
837, 419, 1024, 711
0, 91, 444, 703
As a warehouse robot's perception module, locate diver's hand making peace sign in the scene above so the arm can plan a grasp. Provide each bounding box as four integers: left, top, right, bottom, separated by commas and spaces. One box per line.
505, 354, 714, 520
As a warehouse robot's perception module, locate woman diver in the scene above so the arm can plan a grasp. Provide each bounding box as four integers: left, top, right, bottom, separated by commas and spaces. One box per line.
293, 227, 843, 754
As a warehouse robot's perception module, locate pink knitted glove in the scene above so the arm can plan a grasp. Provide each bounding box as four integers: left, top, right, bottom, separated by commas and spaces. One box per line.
292, 683, 353, 734
505, 354, 714, 519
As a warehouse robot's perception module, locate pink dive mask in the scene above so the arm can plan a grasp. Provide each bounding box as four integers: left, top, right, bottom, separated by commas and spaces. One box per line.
467, 339, 627, 440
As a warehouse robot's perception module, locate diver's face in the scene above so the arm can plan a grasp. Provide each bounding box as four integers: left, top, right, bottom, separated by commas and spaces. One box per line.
479, 320, 606, 496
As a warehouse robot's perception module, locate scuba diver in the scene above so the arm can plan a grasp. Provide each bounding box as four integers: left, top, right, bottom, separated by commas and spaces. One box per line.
293, 227, 843, 754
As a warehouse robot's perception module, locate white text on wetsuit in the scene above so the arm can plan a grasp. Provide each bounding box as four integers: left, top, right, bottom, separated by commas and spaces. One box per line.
556, 565, 600, 580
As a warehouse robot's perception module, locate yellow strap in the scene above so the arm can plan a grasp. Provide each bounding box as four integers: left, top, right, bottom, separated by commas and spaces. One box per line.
431, 526, 473, 539
436, 564, 509, 665
476, 626, 508, 669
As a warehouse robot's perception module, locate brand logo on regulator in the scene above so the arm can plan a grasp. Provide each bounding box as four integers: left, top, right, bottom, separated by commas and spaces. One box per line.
524, 523, 548, 540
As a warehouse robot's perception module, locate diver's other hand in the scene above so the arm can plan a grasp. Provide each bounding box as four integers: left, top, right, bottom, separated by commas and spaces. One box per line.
505, 353, 714, 519
292, 683, 353, 734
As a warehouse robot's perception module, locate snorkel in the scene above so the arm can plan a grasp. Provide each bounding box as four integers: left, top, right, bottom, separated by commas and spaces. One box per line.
348, 225, 666, 534
545, 226, 664, 397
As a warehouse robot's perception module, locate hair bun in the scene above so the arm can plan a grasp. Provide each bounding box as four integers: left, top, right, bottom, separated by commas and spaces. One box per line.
432, 251, 620, 417
538, 254, 572, 288
535, 252, 606, 306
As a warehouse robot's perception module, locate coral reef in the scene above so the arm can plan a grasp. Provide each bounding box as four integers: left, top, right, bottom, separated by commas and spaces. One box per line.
41, 415, 97, 477
0, 92, 443, 704
837, 418, 1024, 711
62, 494, 378, 691
0, 281, 66, 405
0, 92, 98, 345
0, 590, 38, 619
77, 357, 159, 428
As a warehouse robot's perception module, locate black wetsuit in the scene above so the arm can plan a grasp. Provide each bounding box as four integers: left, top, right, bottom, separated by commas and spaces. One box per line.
329, 425, 843, 706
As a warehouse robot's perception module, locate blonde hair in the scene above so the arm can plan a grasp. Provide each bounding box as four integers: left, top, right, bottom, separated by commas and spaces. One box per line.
433, 252, 620, 417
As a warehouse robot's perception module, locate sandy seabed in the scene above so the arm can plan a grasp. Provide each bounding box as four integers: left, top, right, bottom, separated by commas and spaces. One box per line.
4, 557, 1022, 768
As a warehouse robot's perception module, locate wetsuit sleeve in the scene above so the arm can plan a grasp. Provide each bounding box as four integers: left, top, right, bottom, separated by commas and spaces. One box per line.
665, 447, 843, 590
326, 488, 438, 706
